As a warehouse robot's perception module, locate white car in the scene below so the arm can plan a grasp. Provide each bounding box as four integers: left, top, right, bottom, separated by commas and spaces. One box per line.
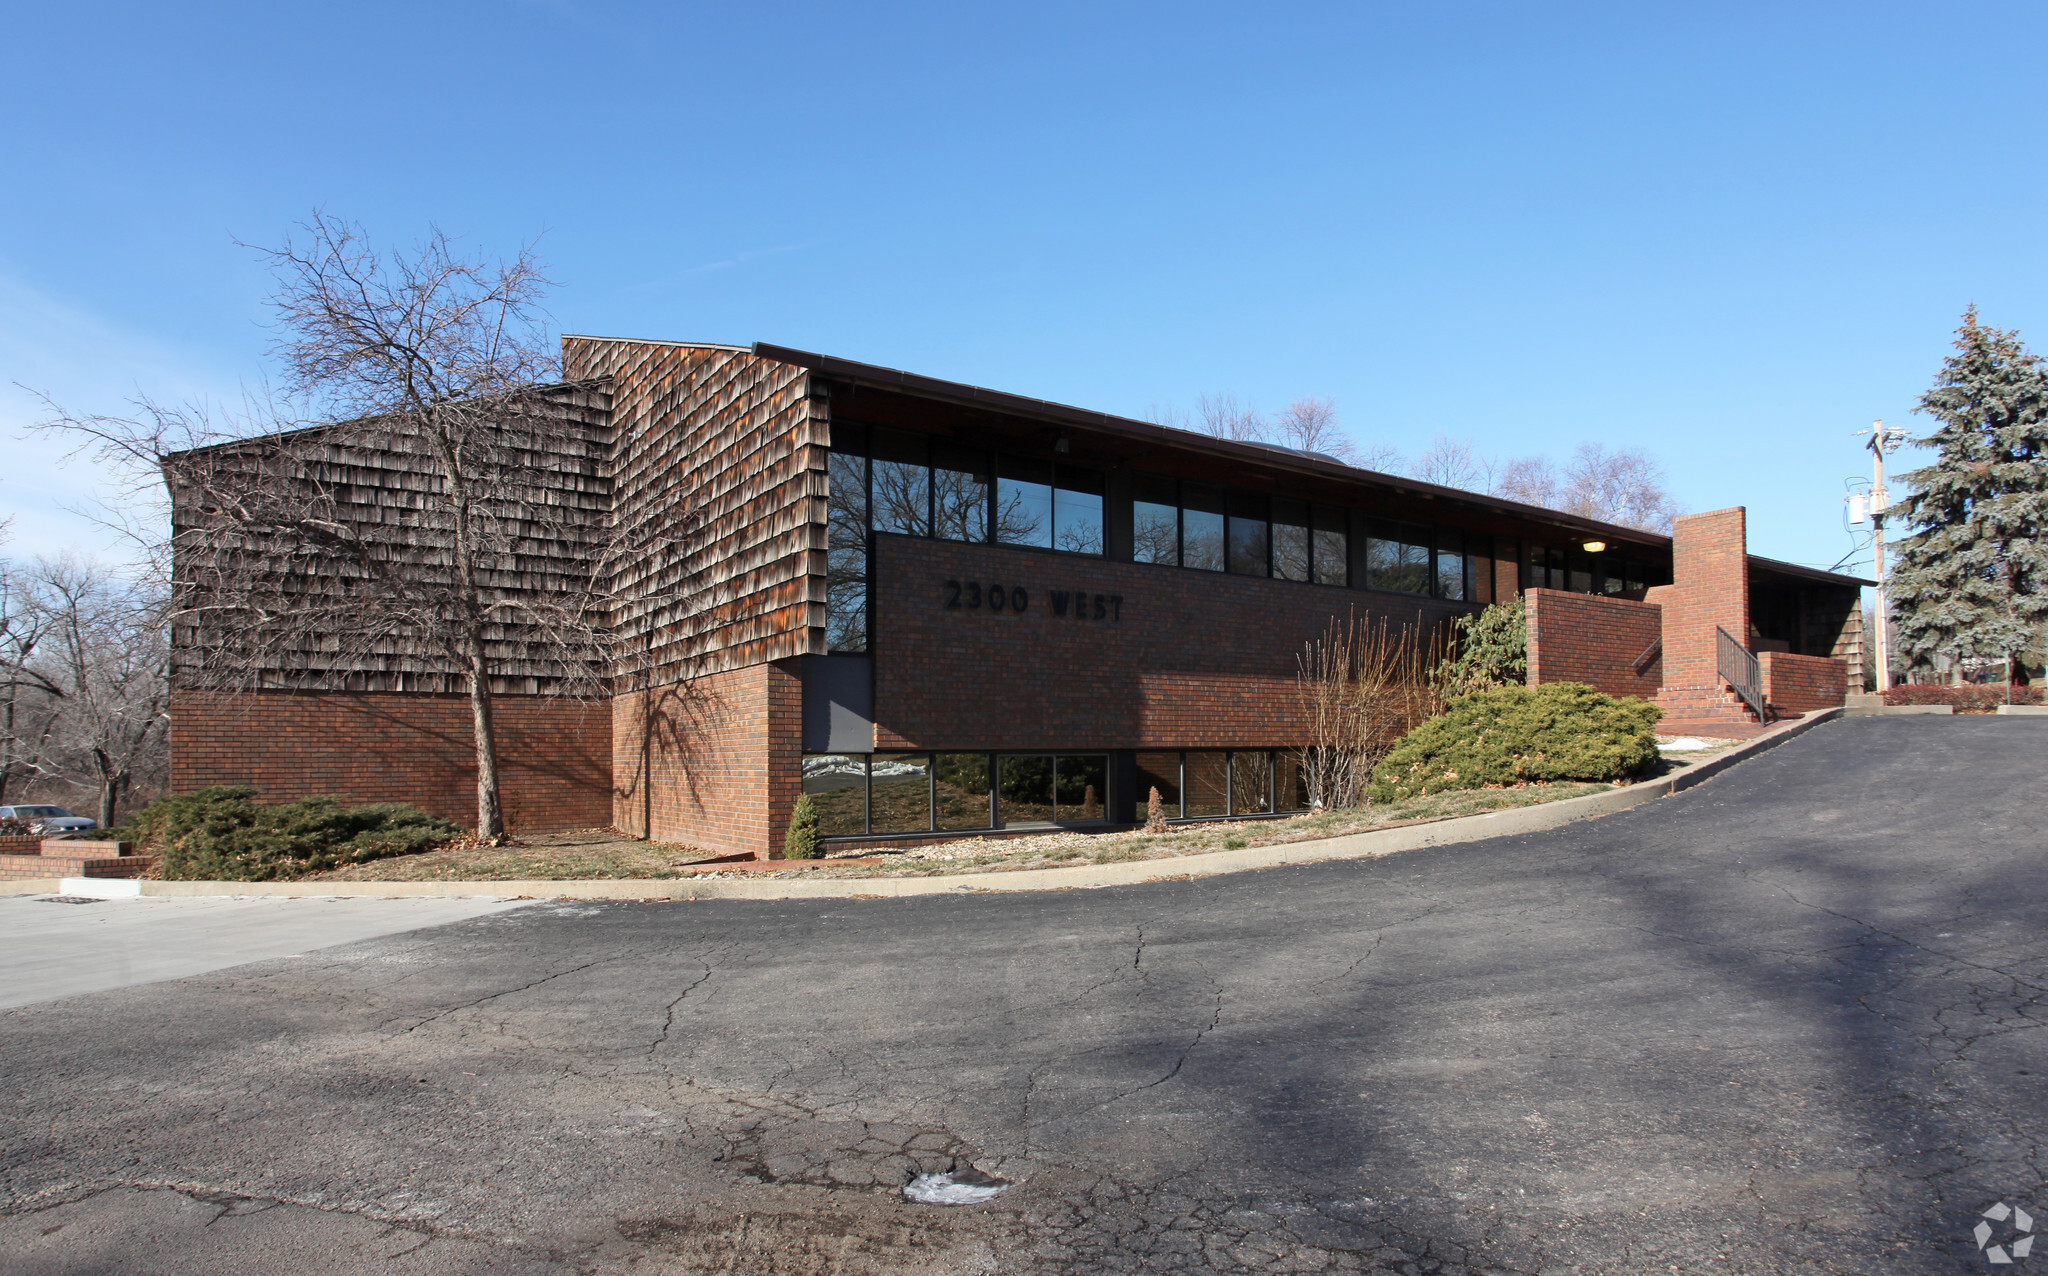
0, 804, 99, 833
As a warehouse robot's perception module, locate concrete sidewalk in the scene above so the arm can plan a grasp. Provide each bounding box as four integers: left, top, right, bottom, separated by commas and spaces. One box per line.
0, 895, 529, 1010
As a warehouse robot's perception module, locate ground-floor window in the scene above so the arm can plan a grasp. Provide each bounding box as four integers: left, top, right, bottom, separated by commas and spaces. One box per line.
1134, 751, 1311, 819
803, 748, 1311, 838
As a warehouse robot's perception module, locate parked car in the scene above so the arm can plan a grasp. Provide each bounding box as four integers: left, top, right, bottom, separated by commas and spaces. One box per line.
0, 804, 99, 833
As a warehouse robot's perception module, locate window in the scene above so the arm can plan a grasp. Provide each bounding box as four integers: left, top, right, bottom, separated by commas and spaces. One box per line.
1230, 751, 1273, 814
1135, 752, 1183, 819
1132, 477, 1179, 566
995, 457, 1053, 548
870, 429, 930, 537
1272, 498, 1310, 582
932, 444, 990, 543
1055, 755, 1109, 821
1227, 494, 1270, 577
1184, 752, 1229, 817
1435, 529, 1468, 602
1276, 753, 1310, 812
869, 753, 932, 834
998, 755, 1055, 825
1053, 468, 1105, 555
826, 450, 869, 652
1312, 504, 1348, 586
935, 753, 993, 830
1182, 486, 1227, 572
802, 754, 867, 836
1367, 521, 1432, 595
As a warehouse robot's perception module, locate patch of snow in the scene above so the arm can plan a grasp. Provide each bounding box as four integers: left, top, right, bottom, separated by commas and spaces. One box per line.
904, 1170, 1009, 1205
1658, 736, 1719, 752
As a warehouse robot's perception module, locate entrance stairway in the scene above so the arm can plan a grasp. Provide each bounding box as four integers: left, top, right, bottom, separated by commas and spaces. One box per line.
1652, 684, 1775, 739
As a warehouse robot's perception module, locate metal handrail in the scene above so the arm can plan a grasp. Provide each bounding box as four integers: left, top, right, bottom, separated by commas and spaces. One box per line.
1717, 626, 1768, 722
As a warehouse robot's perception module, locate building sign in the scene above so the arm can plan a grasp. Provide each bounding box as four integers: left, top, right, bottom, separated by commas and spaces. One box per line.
942, 579, 1123, 622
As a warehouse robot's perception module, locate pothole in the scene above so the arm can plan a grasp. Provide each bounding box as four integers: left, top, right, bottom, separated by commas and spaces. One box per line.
904, 1167, 1010, 1206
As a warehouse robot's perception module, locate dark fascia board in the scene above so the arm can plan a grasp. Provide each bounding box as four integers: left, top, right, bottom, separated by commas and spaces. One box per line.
752, 342, 1685, 550
756, 342, 1877, 591
1750, 555, 1876, 589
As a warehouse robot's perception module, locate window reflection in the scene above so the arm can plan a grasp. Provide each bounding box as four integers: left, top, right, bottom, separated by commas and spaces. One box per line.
1182, 487, 1226, 572
1272, 498, 1310, 582
996, 457, 1053, 548
932, 444, 989, 543
802, 754, 867, 836
1435, 529, 1467, 602
1312, 504, 1348, 586
1133, 477, 1180, 566
1135, 752, 1182, 820
1055, 755, 1108, 822
1227, 495, 1269, 577
826, 451, 868, 652
998, 755, 1056, 826
1368, 521, 1432, 594
934, 753, 993, 830
1276, 753, 1310, 812
1230, 751, 1272, 814
1184, 752, 1228, 817
870, 430, 930, 537
869, 753, 932, 834
1054, 469, 1105, 555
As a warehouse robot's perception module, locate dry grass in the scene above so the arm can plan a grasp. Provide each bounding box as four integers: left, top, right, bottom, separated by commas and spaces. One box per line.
312, 828, 718, 881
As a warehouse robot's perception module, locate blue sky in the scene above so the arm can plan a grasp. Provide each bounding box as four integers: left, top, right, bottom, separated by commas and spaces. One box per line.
6, 1, 2047, 578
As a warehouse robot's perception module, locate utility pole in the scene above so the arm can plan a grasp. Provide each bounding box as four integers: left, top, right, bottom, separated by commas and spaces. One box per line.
1857, 420, 1910, 687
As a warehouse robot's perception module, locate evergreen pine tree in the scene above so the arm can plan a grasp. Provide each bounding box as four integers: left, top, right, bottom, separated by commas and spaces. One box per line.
783, 793, 821, 859
1889, 308, 2048, 678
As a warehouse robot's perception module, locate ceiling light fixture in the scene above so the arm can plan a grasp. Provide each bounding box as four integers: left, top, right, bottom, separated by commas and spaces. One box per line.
1582, 540, 1607, 553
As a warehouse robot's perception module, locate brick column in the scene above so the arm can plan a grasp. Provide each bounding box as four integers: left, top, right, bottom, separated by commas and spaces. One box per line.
1661, 507, 1749, 695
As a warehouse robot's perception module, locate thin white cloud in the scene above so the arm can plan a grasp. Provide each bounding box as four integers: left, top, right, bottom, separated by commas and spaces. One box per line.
0, 271, 252, 564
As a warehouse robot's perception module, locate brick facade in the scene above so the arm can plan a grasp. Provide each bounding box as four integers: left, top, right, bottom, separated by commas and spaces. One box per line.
170, 692, 612, 833
871, 535, 1472, 751
1761, 651, 1849, 712
1523, 590, 1663, 700
611, 662, 802, 857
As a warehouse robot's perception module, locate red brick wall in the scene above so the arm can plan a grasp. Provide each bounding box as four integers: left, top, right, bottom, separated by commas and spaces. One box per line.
1659, 508, 1749, 698
611, 661, 802, 858
871, 535, 1471, 751
170, 692, 611, 834
1524, 589, 1663, 700
1761, 651, 1848, 711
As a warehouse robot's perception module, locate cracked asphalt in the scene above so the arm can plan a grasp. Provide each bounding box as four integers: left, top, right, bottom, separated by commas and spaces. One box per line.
2, 715, 2042, 1275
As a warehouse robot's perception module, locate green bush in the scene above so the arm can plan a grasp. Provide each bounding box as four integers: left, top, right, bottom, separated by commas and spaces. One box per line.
1432, 598, 1527, 698
119, 786, 457, 881
1369, 682, 1662, 803
783, 793, 822, 859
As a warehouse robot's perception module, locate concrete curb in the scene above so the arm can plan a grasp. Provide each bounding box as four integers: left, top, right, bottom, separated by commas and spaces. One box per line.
61, 708, 1844, 903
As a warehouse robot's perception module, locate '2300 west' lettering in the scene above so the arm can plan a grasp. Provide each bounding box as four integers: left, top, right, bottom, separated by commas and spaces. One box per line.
943, 580, 1122, 622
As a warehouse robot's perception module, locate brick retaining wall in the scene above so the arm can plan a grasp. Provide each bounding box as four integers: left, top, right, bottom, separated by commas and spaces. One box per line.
1761, 651, 1849, 712
1524, 590, 1663, 700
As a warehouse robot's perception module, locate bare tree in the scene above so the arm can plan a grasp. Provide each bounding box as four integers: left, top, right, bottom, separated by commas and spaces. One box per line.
1198, 392, 1265, 442
1558, 443, 1679, 532
1492, 454, 1562, 507
0, 560, 65, 806
1409, 434, 1497, 493
1271, 397, 1359, 462
1293, 615, 1445, 811
2, 558, 169, 827
1352, 440, 1405, 473
38, 215, 658, 840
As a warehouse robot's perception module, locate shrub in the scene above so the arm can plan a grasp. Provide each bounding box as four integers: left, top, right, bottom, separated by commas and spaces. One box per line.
1432, 598, 1527, 699
1882, 683, 2043, 712
1369, 682, 1662, 803
119, 786, 457, 881
783, 793, 822, 859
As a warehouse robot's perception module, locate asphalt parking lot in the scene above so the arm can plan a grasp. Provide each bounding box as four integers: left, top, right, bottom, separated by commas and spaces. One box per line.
2, 715, 2042, 1275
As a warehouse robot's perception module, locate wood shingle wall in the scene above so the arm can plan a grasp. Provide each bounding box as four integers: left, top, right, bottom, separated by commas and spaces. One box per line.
562, 338, 827, 680
167, 382, 615, 696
